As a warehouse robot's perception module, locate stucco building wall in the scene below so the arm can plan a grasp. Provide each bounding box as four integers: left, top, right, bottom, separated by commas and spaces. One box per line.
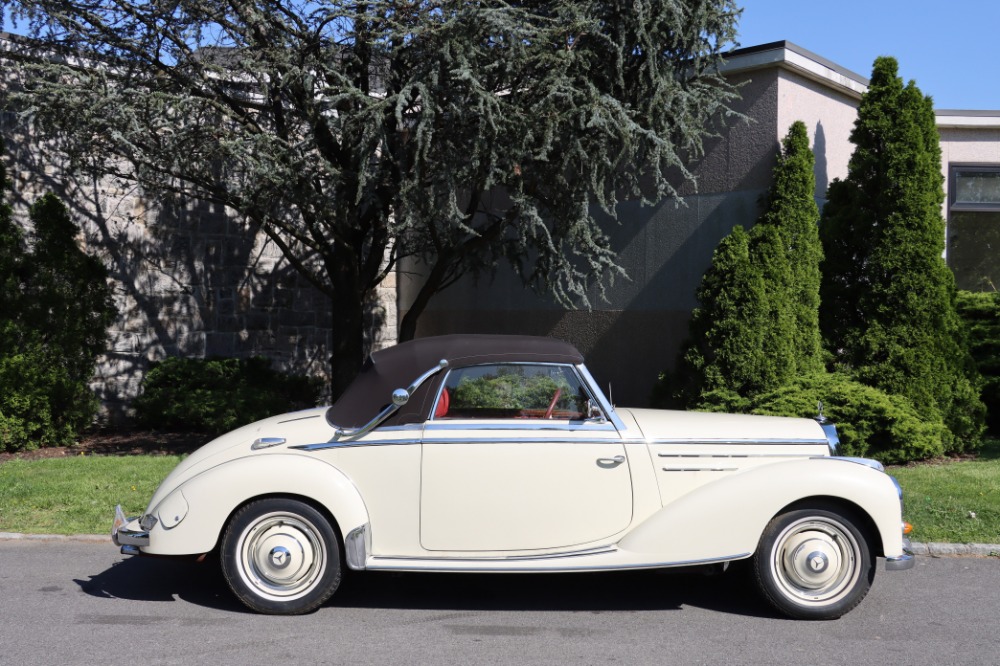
402, 43, 868, 407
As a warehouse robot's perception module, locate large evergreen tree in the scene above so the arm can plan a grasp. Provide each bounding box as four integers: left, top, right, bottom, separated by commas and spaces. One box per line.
671, 121, 822, 405
820, 56, 984, 452
1, 0, 742, 398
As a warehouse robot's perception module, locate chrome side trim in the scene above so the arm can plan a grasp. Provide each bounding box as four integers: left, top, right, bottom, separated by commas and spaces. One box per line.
832, 456, 886, 472
423, 437, 622, 445
364, 552, 753, 573
344, 524, 370, 571
424, 422, 618, 432
661, 467, 737, 472
374, 424, 425, 433
379, 545, 618, 563
292, 439, 420, 451
277, 413, 323, 424
646, 438, 829, 446
657, 452, 819, 458
293, 436, 627, 451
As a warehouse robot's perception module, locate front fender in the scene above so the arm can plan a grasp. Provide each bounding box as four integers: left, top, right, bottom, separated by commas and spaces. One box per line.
142, 454, 369, 556
618, 458, 904, 563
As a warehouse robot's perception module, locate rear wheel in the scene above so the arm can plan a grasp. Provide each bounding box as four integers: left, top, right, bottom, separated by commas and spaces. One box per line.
752, 504, 874, 620
221, 498, 341, 614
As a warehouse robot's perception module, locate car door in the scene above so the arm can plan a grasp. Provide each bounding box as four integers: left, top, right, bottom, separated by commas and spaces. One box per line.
419, 363, 633, 552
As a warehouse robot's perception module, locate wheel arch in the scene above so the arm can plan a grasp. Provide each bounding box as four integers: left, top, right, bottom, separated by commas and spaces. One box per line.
774, 496, 883, 558
142, 454, 370, 556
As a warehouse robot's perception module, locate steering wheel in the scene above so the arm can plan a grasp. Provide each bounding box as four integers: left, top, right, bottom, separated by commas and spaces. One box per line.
544, 388, 562, 419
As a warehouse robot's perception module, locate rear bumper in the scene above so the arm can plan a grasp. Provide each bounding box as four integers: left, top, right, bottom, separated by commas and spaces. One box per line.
111, 504, 149, 552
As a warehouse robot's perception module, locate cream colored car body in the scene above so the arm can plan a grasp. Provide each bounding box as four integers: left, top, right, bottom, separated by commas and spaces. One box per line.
122, 401, 906, 572
113, 335, 912, 617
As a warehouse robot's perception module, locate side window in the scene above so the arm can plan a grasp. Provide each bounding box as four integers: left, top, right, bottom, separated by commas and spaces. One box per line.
434, 364, 590, 420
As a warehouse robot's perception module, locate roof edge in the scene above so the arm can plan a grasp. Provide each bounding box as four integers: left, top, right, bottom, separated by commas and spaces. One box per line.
721, 40, 869, 100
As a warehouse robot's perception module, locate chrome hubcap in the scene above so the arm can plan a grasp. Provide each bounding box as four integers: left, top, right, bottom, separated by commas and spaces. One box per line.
238, 512, 326, 601
771, 517, 860, 605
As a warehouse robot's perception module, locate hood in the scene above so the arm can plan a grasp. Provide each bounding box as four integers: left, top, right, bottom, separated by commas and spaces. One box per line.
617, 408, 828, 443
144, 406, 332, 513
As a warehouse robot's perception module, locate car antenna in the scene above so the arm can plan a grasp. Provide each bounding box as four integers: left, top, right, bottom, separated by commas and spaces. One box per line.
608, 383, 614, 407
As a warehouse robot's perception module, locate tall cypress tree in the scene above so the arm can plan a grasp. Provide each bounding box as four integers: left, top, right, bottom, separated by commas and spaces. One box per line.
820, 56, 984, 452
671, 121, 822, 405
756, 121, 824, 375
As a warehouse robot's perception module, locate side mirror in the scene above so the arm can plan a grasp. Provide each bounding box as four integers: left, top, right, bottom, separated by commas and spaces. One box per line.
391, 388, 410, 406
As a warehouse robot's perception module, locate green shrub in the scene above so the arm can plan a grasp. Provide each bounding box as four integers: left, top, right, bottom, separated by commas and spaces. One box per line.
737, 373, 948, 464
667, 122, 823, 408
956, 290, 1000, 434
0, 143, 118, 452
0, 331, 101, 451
451, 367, 573, 411
134, 356, 322, 435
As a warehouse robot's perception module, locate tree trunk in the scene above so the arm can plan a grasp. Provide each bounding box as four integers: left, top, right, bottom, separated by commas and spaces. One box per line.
328, 288, 367, 403
397, 255, 453, 342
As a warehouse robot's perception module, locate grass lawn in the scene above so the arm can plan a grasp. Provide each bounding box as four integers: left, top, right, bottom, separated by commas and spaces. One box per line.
0, 454, 181, 535
890, 438, 1000, 545
1, 441, 999, 544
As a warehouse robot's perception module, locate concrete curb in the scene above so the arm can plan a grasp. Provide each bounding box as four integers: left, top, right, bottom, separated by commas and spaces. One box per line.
909, 542, 1000, 557
1, 532, 998, 557
0, 532, 107, 543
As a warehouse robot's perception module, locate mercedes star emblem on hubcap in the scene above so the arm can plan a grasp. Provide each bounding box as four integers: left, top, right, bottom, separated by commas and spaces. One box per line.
269, 546, 291, 569
806, 551, 829, 573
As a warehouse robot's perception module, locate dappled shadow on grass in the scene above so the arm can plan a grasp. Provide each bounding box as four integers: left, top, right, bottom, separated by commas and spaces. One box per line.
977, 438, 1000, 461
0, 431, 210, 464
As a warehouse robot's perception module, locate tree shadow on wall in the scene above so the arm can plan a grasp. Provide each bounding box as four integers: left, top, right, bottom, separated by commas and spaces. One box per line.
3, 129, 385, 416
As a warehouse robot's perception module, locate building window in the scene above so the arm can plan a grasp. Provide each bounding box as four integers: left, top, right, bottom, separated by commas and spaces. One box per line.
948, 166, 1000, 291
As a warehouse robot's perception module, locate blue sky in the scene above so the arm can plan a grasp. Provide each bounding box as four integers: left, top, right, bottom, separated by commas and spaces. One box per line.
4, 2, 995, 109
735, 0, 1000, 110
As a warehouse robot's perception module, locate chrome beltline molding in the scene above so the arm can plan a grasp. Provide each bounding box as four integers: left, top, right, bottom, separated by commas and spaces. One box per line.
423, 422, 618, 432
292, 436, 830, 452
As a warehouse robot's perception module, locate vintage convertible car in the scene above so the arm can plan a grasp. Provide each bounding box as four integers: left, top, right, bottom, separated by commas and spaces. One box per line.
113, 334, 913, 619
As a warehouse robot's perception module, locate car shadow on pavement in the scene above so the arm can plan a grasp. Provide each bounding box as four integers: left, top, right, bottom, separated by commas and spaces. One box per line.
74, 554, 246, 613
74, 557, 779, 617
330, 566, 781, 618
75, 556, 782, 618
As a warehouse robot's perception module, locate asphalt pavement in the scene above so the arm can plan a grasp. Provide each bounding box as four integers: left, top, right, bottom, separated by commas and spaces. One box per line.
1, 537, 998, 666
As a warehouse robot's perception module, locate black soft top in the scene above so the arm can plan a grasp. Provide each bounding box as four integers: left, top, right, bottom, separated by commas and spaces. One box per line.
325, 334, 584, 428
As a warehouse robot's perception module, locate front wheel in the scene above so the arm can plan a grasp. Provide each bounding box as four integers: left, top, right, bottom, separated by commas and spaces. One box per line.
221, 498, 341, 614
752, 504, 874, 620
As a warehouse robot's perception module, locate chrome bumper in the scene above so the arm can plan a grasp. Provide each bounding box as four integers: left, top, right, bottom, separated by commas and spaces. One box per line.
885, 538, 915, 571
111, 504, 150, 554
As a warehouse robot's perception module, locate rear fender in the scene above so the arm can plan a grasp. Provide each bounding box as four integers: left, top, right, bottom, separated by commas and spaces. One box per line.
618, 458, 904, 562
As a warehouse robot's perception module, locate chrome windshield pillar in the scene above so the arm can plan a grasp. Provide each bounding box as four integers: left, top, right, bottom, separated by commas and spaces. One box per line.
330, 359, 448, 442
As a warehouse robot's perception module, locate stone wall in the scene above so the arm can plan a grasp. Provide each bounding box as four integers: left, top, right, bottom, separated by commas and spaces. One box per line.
1, 62, 396, 420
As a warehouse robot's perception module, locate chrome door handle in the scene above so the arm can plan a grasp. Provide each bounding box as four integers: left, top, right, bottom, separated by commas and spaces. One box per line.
596, 455, 626, 468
